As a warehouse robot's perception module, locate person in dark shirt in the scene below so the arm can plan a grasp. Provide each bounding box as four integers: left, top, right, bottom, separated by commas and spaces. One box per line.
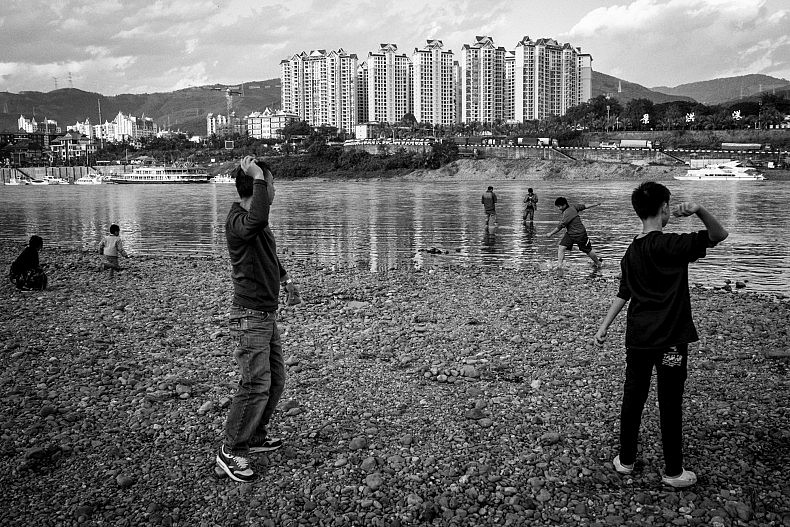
9, 235, 47, 290
594, 181, 728, 488
481, 186, 497, 227
546, 197, 603, 269
522, 188, 538, 225
216, 156, 301, 483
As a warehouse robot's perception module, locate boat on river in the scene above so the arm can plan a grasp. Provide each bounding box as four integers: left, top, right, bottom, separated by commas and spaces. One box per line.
108, 165, 211, 184
676, 161, 765, 181
43, 175, 69, 185
210, 173, 235, 184
75, 174, 104, 185
4, 176, 29, 185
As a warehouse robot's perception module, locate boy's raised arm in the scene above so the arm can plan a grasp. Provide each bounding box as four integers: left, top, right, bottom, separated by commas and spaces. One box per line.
673, 202, 729, 243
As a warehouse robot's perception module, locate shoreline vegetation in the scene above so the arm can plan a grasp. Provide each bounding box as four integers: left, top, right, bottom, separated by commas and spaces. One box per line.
1, 245, 788, 525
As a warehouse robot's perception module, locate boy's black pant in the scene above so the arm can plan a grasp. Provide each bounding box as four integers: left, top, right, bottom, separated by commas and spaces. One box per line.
620, 345, 688, 476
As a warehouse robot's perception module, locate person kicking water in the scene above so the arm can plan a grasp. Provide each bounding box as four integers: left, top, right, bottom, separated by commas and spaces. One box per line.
546, 197, 603, 269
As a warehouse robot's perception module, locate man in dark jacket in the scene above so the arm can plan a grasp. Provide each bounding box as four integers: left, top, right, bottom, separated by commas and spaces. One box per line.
216, 156, 300, 482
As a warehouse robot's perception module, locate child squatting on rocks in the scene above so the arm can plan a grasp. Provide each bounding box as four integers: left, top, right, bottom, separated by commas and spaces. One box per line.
8, 235, 48, 290
99, 224, 129, 277
594, 181, 729, 488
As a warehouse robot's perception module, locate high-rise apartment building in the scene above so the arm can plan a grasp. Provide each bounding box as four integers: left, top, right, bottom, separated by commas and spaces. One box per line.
366, 44, 412, 124
460, 36, 506, 124
512, 36, 592, 122
280, 48, 358, 133
504, 51, 516, 122
412, 40, 456, 126
356, 62, 369, 124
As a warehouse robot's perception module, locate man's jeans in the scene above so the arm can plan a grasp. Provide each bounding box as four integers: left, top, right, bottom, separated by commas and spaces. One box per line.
224, 305, 285, 454
619, 345, 688, 476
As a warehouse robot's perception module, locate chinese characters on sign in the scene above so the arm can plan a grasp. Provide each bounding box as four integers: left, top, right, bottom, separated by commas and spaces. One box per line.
641, 114, 650, 125
685, 112, 695, 123
732, 110, 742, 121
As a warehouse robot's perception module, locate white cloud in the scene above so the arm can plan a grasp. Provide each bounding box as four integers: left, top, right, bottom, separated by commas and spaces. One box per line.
567, 0, 790, 86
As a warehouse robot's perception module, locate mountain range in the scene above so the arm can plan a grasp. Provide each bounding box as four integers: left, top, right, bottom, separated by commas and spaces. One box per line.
0, 72, 787, 136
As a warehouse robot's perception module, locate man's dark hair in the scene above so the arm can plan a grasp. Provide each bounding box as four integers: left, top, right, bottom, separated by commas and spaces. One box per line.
29, 235, 43, 249
528, 188, 533, 193
110, 224, 120, 235
631, 181, 671, 219
234, 160, 272, 198
487, 186, 493, 191
554, 196, 568, 207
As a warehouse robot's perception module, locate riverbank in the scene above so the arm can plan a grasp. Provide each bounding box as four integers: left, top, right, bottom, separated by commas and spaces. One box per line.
1, 247, 788, 526
399, 159, 686, 182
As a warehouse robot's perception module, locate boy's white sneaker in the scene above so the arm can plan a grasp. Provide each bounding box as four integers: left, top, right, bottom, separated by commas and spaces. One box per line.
662, 469, 697, 488
613, 455, 634, 474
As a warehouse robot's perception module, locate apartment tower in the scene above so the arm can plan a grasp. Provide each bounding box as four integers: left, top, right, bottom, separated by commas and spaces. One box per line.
412, 40, 456, 126
512, 36, 592, 122
460, 36, 506, 123
366, 44, 412, 124
280, 48, 358, 133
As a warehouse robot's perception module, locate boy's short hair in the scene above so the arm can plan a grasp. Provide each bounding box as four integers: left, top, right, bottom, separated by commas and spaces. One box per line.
631, 181, 671, 219
110, 224, 120, 235
554, 196, 568, 207
234, 159, 272, 198
29, 235, 43, 249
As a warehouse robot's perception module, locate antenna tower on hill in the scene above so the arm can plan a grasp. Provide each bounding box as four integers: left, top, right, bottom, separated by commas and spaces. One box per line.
68, 72, 73, 89
53, 76, 58, 90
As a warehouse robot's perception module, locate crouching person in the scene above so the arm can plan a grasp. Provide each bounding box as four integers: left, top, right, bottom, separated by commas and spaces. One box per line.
9, 235, 47, 290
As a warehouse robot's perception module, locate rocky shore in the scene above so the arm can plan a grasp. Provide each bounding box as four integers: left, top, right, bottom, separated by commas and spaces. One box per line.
1, 246, 788, 526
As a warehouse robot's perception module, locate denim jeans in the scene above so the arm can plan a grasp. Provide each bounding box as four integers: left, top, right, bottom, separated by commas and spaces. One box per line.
224, 305, 285, 454
619, 345, 688, 476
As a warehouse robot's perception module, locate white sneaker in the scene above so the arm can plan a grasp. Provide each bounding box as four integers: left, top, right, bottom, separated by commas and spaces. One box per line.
613, 455, 634, 474
662, 469, 697, 488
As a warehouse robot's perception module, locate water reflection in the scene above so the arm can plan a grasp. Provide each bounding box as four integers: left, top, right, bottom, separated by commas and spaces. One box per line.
1, 180, 788, 294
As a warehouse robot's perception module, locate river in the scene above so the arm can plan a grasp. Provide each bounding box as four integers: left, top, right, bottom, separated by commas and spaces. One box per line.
1, 180, 788, 295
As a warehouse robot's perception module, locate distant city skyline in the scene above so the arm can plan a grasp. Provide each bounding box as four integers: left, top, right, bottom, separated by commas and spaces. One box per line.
1, 0, 788, 95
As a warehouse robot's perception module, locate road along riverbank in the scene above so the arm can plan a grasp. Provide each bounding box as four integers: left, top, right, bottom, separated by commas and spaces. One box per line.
1, 246, 788, 526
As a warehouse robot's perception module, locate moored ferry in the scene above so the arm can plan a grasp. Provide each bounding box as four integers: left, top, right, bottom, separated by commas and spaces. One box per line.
675, 161, 765, 181
109, 165, 211, 184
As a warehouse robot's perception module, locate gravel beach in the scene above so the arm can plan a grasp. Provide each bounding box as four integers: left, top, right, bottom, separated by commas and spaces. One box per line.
1, 245, 788, 526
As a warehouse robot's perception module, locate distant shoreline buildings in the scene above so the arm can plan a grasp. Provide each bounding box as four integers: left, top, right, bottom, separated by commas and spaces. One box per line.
280, 35, 593, 135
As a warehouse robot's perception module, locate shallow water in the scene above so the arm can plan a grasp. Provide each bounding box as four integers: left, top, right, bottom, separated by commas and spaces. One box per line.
1, 179, 788, 294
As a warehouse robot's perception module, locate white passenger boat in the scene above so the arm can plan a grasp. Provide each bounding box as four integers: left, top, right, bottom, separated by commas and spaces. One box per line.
43, 175, 69, 185
210, 173, 235, 184
675, 161, 765, 181
108, 165, 211, 184
75, 174, 104, 185
4, 176, 29, 185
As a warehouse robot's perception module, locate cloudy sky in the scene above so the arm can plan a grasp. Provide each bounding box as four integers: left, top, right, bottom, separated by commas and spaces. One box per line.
1, 0, 788, 95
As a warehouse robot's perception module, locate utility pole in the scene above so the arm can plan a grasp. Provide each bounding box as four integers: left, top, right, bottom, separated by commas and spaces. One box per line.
97, 99, 104, 150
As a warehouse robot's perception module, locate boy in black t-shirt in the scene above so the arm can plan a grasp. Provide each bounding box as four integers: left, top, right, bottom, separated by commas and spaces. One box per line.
594, 181, 728, 488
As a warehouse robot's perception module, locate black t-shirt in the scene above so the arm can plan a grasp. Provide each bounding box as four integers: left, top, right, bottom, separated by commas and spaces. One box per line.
10, 246, 39, 276
617, 230, 712, 349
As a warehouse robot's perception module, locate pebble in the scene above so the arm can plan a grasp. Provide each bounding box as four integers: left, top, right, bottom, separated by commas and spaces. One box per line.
1, 248, 787, 527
